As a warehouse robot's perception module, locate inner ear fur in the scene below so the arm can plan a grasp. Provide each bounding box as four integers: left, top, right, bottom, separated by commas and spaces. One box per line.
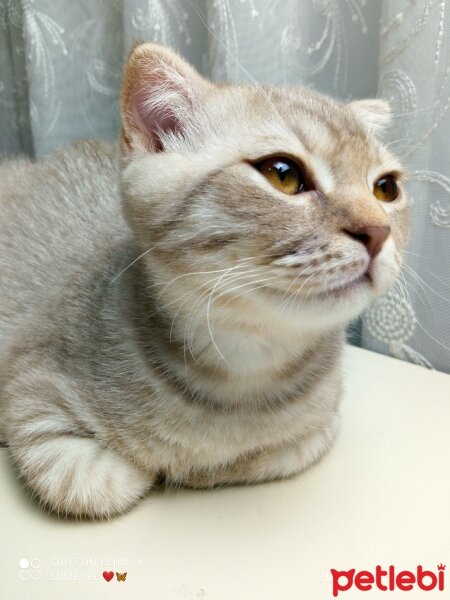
120, 43, 212, 153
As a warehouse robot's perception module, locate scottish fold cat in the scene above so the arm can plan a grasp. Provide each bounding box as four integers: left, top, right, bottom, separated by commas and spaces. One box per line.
0, 44, 408, 517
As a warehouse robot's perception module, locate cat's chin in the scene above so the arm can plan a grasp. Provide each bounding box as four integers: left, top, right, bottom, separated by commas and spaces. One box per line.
264, 271, 396, 330
270, 248, 402, 329
296, 284, 373, 328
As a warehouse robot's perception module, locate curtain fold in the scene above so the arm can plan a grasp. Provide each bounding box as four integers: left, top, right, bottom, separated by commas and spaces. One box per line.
363, 0, 450, 372
0, 1, 33, 155
0, 0, 449, 372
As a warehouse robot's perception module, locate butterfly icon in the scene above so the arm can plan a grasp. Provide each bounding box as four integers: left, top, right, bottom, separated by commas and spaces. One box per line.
116, 572, 127, 582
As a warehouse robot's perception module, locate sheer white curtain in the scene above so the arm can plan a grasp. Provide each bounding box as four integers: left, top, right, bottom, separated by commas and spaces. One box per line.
1, 0, 449, 372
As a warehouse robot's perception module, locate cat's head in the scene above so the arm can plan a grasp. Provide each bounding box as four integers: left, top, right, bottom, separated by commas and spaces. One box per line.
120, 43, 409, 331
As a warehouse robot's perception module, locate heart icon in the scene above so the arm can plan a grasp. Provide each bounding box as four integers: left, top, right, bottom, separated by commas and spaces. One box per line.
103, 571, 114, 582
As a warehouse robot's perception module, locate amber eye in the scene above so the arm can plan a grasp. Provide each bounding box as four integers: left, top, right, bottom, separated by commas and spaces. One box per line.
373, 174, 399, 202
256, 157, 307, 195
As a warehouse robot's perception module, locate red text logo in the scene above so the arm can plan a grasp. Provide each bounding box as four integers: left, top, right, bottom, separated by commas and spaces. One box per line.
331, 564, 445, 596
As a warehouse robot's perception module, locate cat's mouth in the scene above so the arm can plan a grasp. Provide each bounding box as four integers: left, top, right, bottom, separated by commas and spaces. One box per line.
264, 267, 372, 303
326, 270, 371, 293
312, 269, 372, 300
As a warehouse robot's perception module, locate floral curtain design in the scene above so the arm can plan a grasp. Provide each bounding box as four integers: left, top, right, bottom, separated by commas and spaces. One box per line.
0, 0, 449, 373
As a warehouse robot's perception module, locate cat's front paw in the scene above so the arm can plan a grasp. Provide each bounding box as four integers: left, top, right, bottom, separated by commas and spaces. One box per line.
11, 436, 154, 519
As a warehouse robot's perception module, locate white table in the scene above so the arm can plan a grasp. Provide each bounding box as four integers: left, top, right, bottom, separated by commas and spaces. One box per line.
1, 346, 449, 600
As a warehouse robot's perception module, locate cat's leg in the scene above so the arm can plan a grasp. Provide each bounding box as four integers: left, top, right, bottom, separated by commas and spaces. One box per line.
4, 373, 154, 518
180, 422, 339, 489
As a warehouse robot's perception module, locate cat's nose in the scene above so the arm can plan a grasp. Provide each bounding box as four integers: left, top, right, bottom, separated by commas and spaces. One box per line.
344, 225, 391, 260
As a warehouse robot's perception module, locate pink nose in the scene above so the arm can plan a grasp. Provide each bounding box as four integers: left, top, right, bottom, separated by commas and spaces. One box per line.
344, 225, 391, 260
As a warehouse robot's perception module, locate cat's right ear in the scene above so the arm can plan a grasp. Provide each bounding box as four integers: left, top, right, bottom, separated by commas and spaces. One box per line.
348, 99, 392, 135
120, 43, 212, 154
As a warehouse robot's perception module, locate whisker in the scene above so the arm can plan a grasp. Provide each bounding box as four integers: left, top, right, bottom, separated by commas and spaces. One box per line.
183, 267, 261, 363
217, 277, 279, 311
185, 0, 285, 125
415, 319, 450, 352
168, 267, 259, 341
205, 267, 238, 365
157, 265, 255, 300
109, 246, 157, 284
214, 275, 278, 307
403, 263, 449, 304
400, 265, 430, 307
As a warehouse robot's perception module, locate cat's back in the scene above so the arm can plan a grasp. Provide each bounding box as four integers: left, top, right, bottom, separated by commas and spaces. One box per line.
0, 139, 126, 334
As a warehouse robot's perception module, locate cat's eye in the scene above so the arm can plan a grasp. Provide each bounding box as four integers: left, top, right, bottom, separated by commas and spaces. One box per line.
256, 157, 307, 195
373, 174, 399, 202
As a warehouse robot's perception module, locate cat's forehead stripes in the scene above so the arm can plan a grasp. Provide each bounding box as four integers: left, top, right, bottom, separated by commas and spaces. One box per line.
230, 88, 398, 194
285, 108, 385, 185
308, 155, 335, 194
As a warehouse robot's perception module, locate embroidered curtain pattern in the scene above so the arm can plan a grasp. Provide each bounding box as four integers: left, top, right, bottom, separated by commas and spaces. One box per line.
1, 0, 449, 372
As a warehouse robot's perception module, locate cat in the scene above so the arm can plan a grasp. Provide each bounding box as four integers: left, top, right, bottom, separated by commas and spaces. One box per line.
0, 43, 409, 518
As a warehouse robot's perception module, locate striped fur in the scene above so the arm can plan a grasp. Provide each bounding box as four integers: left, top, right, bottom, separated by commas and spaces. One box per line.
0, 45, 409, 518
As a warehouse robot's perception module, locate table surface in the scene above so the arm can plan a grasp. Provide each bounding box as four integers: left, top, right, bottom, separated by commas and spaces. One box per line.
1, 345, 449, 600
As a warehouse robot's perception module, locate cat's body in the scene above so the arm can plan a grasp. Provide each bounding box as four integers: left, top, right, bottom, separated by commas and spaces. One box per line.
0, 44, 408, 517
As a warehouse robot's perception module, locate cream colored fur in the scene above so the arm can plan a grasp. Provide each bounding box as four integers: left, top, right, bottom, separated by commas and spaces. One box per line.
0, 44, 409, 518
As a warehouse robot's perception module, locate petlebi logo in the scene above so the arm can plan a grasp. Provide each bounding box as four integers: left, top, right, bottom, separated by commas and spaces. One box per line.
331, 564, 446, 597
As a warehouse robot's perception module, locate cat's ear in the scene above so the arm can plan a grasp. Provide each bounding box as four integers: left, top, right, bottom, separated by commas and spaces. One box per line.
120, 43, 212, 153
348, 99, 392, 135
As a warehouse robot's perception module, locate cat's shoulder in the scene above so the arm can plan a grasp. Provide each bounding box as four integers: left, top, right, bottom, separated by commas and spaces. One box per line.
35, 138, 118, 183
0, 139, 119, 212
52, 138, 118, 171
0, 139, 117, 186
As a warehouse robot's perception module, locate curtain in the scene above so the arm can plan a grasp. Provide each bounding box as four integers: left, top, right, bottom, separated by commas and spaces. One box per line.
0, 0, 449, 373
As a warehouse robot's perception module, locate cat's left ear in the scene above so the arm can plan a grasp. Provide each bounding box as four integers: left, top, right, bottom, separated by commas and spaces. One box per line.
120, 43, 212, 154
348, 99, 392, 135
